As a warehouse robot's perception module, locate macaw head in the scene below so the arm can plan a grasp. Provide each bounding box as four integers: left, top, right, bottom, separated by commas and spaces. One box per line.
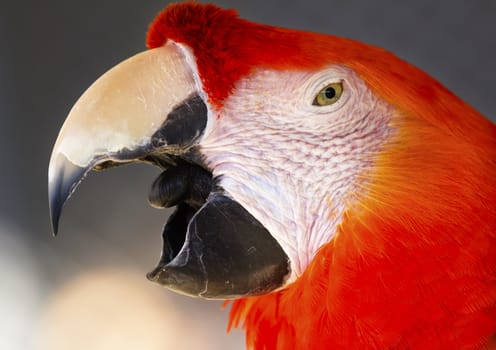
48, 3, 495, 303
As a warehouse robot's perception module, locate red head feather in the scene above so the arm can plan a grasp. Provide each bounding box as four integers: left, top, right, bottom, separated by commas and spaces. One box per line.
147, 3, 496, 349
147, 3, 494, 145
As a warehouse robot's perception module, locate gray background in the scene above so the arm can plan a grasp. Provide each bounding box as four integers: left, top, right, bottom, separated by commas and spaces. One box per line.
0, 1, 494, 349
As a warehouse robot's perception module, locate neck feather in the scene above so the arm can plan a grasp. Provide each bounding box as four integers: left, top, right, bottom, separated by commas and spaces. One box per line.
228, 115, 496, 349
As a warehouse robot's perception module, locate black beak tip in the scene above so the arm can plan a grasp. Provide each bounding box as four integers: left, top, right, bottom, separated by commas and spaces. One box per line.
49, 191, 61, 237
146, 267, 161, 282
48, 154, 90, 237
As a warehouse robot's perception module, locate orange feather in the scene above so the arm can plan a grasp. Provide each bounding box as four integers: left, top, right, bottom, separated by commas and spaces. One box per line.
228, 114, 496, 349
148, 3, 496, 349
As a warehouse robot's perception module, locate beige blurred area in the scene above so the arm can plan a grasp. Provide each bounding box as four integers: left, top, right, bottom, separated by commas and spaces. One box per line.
35, 268, 232, 350
0, 1, 494, 350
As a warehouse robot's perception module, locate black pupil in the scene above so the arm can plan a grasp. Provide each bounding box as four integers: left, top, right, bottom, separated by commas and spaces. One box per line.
324, 87, 336, 99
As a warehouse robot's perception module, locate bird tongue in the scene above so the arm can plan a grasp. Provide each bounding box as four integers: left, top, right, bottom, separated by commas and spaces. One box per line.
147, 159, 213, 210
146, 160, 213, 270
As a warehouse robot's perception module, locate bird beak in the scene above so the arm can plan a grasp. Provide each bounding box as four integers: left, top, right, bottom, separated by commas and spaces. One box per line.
48, 43, 204, 235
48, 42, 290, 298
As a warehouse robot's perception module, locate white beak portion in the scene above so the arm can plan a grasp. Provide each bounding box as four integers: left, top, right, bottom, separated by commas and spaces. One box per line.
48, 43, 199, 234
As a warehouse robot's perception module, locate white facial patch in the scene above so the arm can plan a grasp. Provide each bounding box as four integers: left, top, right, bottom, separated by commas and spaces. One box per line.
199, 66, 394, 281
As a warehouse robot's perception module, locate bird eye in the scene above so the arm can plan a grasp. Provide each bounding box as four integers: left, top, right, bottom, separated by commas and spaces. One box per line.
313, 82, 343, 106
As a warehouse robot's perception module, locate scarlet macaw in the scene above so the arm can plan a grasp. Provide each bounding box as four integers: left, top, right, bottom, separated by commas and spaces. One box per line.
48, 3, 496, 349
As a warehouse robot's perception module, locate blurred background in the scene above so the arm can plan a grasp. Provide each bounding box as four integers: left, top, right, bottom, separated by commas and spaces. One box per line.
0, 1, 494, 349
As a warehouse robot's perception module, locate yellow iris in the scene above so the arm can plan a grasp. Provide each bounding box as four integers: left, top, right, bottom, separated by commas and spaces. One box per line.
313, 82, 343, 106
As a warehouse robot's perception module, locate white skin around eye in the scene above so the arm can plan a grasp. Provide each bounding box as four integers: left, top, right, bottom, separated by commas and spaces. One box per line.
200, 65, 394, 281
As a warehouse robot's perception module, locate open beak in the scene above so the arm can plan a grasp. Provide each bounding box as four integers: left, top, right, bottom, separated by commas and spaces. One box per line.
48, 42, 290, 299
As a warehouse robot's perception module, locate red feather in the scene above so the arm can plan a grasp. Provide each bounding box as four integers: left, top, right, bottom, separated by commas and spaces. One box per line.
148, 3, 496, 349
